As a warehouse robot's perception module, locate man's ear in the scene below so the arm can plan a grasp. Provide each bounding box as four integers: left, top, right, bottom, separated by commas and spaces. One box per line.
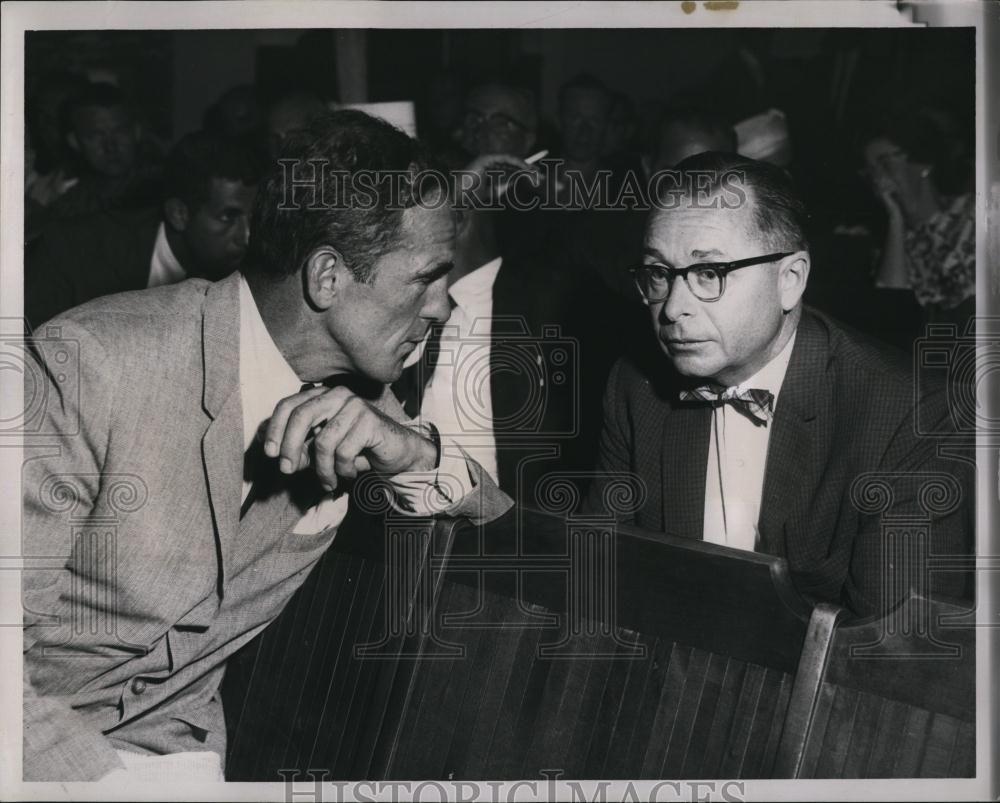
163, 198, 190, 232
778, 251, 810, 312
304, 245, 345, 311
66, 132, 80, 154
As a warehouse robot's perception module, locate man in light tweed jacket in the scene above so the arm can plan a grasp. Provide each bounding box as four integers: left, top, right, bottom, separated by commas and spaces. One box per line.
584, 151, 974, 617
22, 111, 512, 782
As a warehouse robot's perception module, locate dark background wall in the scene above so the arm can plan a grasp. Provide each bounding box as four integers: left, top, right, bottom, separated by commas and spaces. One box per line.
25, 27, 974, 145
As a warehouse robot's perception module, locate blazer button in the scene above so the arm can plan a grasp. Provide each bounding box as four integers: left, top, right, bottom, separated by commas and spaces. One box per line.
131, 678, 147, 695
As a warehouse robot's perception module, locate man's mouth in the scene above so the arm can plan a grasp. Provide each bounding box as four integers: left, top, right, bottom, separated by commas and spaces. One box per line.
661, 335, 711, 354
663, 336, 707, 345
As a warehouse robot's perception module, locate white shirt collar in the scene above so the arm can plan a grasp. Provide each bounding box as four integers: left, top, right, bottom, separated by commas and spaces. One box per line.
733, 328, 797, 404
238, 274, 304, 452
448, 256, 501, 309
147, 222, 187, 288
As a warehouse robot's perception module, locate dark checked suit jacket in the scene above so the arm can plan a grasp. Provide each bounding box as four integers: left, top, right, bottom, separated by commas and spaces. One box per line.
583, 306, 975, 617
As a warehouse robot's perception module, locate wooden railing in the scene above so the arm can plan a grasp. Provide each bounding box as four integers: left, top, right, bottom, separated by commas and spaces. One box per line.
222, 503, 974, 780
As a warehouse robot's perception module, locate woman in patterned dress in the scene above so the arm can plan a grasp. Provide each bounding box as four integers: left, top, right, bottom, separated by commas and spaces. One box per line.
862, 105, 975, 328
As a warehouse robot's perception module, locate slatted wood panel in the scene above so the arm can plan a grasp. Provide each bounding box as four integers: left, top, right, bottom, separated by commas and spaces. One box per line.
382, 582, 796, 779
777, 594, 975, 779
796, 686, 975, 778
224, 505, 816, 780
223, 505, 448, 780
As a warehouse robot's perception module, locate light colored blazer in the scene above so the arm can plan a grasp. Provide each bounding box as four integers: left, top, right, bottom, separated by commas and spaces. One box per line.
22, 273, 512, 781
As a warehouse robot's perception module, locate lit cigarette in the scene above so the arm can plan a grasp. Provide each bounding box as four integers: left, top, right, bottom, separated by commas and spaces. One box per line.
525, 150, 548, 165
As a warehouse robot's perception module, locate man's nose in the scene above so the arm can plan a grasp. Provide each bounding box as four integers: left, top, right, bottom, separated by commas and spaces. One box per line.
237, 217, 251, 248
425, 278, 453, 323
660, 275, 697, 323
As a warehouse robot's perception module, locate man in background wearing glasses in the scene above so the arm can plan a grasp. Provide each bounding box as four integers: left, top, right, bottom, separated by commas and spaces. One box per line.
459, 83, 538, 161
584, 151, 973, 617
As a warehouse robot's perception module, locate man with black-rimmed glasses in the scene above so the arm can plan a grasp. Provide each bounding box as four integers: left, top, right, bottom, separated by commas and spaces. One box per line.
584, 151, 973, 617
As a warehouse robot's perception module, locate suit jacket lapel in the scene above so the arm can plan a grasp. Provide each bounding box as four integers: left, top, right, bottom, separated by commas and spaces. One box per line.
757, 310, 831, 558
660, 403, 711, 539
199, 273, 244, 597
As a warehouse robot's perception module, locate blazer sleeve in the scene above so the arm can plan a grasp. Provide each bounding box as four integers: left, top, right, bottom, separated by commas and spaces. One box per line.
21, 318, 126, 781
580, 358, 641, 523
843, 384, 975, 617
376, 384, 515, 525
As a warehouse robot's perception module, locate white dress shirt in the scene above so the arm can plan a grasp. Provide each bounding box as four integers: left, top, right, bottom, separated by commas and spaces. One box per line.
147, 223, 187, 288
702, 331, 797, 551
414, 257, 502, 485
237, 275, 471, 532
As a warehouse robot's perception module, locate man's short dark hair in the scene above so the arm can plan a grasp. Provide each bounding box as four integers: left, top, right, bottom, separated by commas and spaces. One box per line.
558, 73, 611, 110
245, 109, 444, 283
66, 82, 130, 128
164, 131, 265, 211
670, 151, 809, 252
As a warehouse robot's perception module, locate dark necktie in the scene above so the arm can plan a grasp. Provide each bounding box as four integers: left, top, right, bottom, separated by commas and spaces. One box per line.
392, 294, 457, 419
678, 386, 775, 427
240, 382, 316, 519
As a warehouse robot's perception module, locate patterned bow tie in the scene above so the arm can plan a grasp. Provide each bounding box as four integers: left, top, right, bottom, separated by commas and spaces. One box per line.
679, 386, 775, 426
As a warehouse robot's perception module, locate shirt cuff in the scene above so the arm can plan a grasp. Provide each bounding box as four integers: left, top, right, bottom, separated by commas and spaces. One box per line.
386, 430, 476, 517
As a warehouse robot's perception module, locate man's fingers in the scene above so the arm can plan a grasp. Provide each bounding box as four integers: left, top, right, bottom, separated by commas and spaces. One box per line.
261, 384, 425, 487
311, 399, 367, 487
271, 386, 355, 473
331, 422, 379, 481
263, 386, 329, 458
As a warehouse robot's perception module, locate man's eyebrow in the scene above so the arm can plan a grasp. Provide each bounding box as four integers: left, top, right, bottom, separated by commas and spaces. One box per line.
642, 246, 671, 265
413, 261, 454, 282
691, 248, 725, 259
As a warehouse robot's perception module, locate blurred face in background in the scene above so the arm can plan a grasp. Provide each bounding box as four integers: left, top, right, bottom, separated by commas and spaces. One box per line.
172, 178, 258, 279
862, 136, 931, 206
559, 87, 610, 164
69, 104, 138, 179
602, 95, 635, 158
459, 85, 536, 158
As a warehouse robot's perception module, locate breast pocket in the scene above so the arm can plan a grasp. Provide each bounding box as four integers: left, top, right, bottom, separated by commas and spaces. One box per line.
282, 492, 350, 550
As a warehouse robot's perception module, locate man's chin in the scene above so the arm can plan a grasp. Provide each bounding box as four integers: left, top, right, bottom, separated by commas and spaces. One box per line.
662, 350, 717, 381
371, 358, 407, 386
